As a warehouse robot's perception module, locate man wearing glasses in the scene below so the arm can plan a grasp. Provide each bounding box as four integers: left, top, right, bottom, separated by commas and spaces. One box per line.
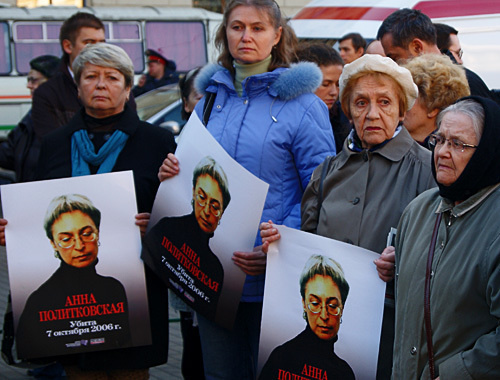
377, 9, 498, 104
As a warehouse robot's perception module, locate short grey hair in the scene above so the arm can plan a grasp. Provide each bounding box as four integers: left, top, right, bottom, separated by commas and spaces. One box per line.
73, 42, 134, 88
299, 254, 349, 306
44, 194, 101, 242
436, 98, 485, 141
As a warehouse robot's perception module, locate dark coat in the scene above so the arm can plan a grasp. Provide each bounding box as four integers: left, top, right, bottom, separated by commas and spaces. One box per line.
0, 110, 39, 182
36, 105, 174, 213
35, 105, 176, 370
330, 101, 351, 154
259, 326, 355, 380
32, 61, 136, 141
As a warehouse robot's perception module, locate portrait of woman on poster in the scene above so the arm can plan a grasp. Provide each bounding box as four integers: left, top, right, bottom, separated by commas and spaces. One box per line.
16, 194, 131, 359
143, 156, 230, 320
259, 254, 355, 380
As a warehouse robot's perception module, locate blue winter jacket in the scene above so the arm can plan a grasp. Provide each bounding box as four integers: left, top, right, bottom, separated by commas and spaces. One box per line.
194, 63, 336, 301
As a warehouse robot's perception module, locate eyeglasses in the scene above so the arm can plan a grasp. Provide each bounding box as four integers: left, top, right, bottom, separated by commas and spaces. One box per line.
195, 193, 222, 217
428, 134, 478, 153
450, 48, 463, 59
56, 229, 97, 249
307, 301, 342, 316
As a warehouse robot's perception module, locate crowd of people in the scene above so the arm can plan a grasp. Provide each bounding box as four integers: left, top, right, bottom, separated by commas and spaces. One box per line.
0, 1, 499, 379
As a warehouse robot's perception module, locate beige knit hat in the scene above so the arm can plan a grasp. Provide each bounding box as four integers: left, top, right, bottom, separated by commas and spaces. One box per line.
339, 54, 418, 111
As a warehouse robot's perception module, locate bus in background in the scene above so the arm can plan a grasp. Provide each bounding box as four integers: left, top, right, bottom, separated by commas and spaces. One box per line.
290, 0, 500, 88
0, 5, 222, 139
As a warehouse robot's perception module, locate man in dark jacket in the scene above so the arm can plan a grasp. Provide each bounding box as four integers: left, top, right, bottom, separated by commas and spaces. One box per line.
132, 49, 179, 97
0, 55, 60, 182
31, 12, 136, 141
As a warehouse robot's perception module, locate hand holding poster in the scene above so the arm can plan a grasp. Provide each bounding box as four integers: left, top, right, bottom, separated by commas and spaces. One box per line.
258, 226, 385, 380
141, 112, 269, 329
1, 172, 151, 360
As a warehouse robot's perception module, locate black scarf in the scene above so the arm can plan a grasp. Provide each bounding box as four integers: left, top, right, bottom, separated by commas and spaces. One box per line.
432, 96, 500, 202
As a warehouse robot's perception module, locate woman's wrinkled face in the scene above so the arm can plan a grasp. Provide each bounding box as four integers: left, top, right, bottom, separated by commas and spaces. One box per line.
78, 63, 130, 118
193, 174, 224, 234
433, 112, 478, 186
50, 211, 99, 268
302, 275, 343, 341
226, 5, 282, 65
349, 74, 404, 149
316, 64, 343, 110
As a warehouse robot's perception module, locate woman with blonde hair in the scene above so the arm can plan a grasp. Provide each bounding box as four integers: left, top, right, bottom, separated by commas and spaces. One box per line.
403, 54, 470, 147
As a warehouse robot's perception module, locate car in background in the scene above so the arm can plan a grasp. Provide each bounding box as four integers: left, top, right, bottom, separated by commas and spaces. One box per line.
136, 83, 185, 137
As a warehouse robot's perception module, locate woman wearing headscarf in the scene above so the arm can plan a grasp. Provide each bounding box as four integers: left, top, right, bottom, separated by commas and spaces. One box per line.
262, 54, 436, 379
392, 96, 500, 379
158, 1, 335, 378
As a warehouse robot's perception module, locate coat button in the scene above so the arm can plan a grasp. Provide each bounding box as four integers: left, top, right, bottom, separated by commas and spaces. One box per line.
362, 151, 369, 161
352, 197, 360, 205
410, 347, 417, 355
216, 104, 222, 109
243, 99, 248, 104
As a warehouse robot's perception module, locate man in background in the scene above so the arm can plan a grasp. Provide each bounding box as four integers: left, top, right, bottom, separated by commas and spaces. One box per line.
0, 55, 60, 183
132, 49, 179, 97
434, 23, 463, 64
377, 8, 498, 103
338, 33, 366, 63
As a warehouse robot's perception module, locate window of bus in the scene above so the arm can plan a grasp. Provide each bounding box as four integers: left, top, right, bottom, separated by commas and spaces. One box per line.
12, 21, 144, 75
145, 22, 207, 72
13, 22, 62, 75
104, 21, 144, 74
0, 22, 11, 74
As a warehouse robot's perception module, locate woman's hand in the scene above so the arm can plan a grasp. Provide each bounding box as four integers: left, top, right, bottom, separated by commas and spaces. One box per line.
232, 246, 267, 276
374, 246, 396, 282
0, 218, 7, 246
260, 220, 280, 254
158, 153, 180, 182
135, 213, 150, 238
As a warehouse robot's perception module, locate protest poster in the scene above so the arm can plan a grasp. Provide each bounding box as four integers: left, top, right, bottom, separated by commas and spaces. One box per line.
141, 112, 269, 329
1, 171, 151, 359
258, 225, 385, 380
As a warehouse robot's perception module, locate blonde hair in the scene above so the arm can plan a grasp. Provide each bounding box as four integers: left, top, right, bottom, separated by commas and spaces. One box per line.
404, 54, 470, 113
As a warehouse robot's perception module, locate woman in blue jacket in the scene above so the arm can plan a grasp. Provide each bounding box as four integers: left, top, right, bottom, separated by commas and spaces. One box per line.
159, 0, 336, 378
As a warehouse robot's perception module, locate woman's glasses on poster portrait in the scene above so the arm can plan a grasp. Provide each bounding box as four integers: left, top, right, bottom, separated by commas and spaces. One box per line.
307, 301, 342, 316
195, 192, 222, 217
56, 227, 98, 249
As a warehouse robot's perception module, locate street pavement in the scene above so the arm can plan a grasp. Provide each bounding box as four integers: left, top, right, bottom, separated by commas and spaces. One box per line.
0, 246, 183, 379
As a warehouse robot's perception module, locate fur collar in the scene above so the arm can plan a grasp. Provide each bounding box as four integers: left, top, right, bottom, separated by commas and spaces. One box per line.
194, 62, 322, 100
